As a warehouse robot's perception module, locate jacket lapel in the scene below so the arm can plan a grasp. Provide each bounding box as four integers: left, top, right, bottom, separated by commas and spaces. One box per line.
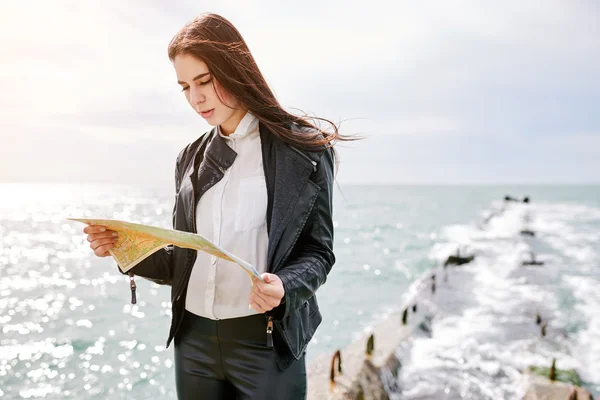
260, 125, 315, 269
187, 128, 237, 198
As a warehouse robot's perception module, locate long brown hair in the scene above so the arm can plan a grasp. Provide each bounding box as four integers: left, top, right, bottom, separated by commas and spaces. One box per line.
167, 13, 358, 163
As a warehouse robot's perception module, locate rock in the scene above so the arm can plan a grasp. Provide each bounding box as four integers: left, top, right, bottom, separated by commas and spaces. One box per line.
504, 195, 530, 203
522, 252, 544, 266
528, 362, 581, 386
366, 335, 374, 356
541, 321, 547, 337
522, 260, 544, 266
330, 350, 342, 382
444, 248, 475, 267
522, 374, 592, 400
306, 305, 433, 400
354, 359, 389, 400
520, 230, 536, 237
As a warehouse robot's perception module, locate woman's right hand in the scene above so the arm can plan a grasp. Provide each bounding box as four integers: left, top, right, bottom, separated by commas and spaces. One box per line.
83, 225, 118, 257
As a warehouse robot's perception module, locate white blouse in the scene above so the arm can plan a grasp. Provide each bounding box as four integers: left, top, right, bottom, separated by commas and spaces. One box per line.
185, 111, 269, 320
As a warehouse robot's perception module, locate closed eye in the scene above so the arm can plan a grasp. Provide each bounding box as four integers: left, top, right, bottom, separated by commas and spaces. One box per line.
179, 78, 212, 92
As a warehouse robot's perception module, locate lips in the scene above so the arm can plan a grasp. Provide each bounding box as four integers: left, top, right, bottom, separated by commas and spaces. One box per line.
199, 109, 214, 118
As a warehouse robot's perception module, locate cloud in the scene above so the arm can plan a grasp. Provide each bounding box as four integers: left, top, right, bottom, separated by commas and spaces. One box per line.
1, 0, 599, 184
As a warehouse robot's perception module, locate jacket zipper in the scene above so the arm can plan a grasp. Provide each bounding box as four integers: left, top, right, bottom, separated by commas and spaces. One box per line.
289, 145, 317, 172
166, 161, 201, 347
262, 144, 319, 339
191, 176, 197, 234
128, 272, 137, 304
266, 315, 273, 348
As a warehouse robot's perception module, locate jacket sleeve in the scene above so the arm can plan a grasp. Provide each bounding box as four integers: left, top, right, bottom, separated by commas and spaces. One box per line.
272, 147, 336, 320
116, 148, 187, 286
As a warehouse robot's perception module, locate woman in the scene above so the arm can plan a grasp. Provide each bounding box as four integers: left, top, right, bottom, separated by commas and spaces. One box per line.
83, 13, 353, 399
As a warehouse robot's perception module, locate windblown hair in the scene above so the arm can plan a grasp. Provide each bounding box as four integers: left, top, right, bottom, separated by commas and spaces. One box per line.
167, 13, 357, 162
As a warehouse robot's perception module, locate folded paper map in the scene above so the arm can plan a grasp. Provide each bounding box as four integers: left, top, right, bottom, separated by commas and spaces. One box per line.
68, 218, 263, 283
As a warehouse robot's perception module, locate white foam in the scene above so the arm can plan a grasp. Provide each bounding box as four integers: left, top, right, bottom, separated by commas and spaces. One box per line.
398, 200, 600, 398
564, 275, 600, 383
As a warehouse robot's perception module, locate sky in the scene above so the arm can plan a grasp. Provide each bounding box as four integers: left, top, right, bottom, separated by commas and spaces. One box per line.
1, 0, 599, 186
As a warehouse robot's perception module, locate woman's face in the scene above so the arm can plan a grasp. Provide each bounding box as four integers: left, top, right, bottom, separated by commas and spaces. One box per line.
173, 53, 246, 134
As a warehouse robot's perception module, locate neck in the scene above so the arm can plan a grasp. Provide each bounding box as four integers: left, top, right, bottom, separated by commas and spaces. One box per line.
219, 108, 249, 136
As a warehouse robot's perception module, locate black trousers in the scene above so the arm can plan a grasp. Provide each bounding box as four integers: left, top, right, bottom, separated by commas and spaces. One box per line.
174, 310, 307, 399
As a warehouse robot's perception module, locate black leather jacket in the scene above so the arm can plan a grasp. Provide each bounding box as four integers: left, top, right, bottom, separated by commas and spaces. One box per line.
124, 122, 335, 370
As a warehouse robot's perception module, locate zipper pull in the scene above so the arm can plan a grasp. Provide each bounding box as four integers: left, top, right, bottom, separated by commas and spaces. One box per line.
128, 272, 137, 304
290, 145, 317, 172
266, 316, 273, 348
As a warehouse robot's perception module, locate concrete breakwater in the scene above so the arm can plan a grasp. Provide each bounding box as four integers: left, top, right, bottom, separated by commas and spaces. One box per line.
306, 268, 439, 399
306, 197, 598, 399
522, 373, 593, 399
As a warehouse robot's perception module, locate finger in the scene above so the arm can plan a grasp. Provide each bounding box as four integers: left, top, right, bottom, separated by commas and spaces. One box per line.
249, 298, 265, 313
90, 237, 118, 250
252, 276, 264, 287
256, 282, 283, 299
87, 231, 118, 242
249, 293, 271, 313
250, 291, 279, 310
83, 225, 107, 234
94, 243, 115, 257
252, 279, 265, 292
254, 279, 274, 293
253, 287, 282, 307
250, 289, 272, 307
92, 241, 115, 254
255, 274, 281, 289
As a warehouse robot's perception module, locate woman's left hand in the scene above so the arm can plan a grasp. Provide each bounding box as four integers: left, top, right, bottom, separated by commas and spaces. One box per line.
249, 273, 285, 313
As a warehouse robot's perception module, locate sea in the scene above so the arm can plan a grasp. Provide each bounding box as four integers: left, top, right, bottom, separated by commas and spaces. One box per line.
0, 183, 598, 399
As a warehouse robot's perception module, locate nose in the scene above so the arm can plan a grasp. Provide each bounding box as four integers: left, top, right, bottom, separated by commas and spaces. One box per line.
189, 86, 206, 108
